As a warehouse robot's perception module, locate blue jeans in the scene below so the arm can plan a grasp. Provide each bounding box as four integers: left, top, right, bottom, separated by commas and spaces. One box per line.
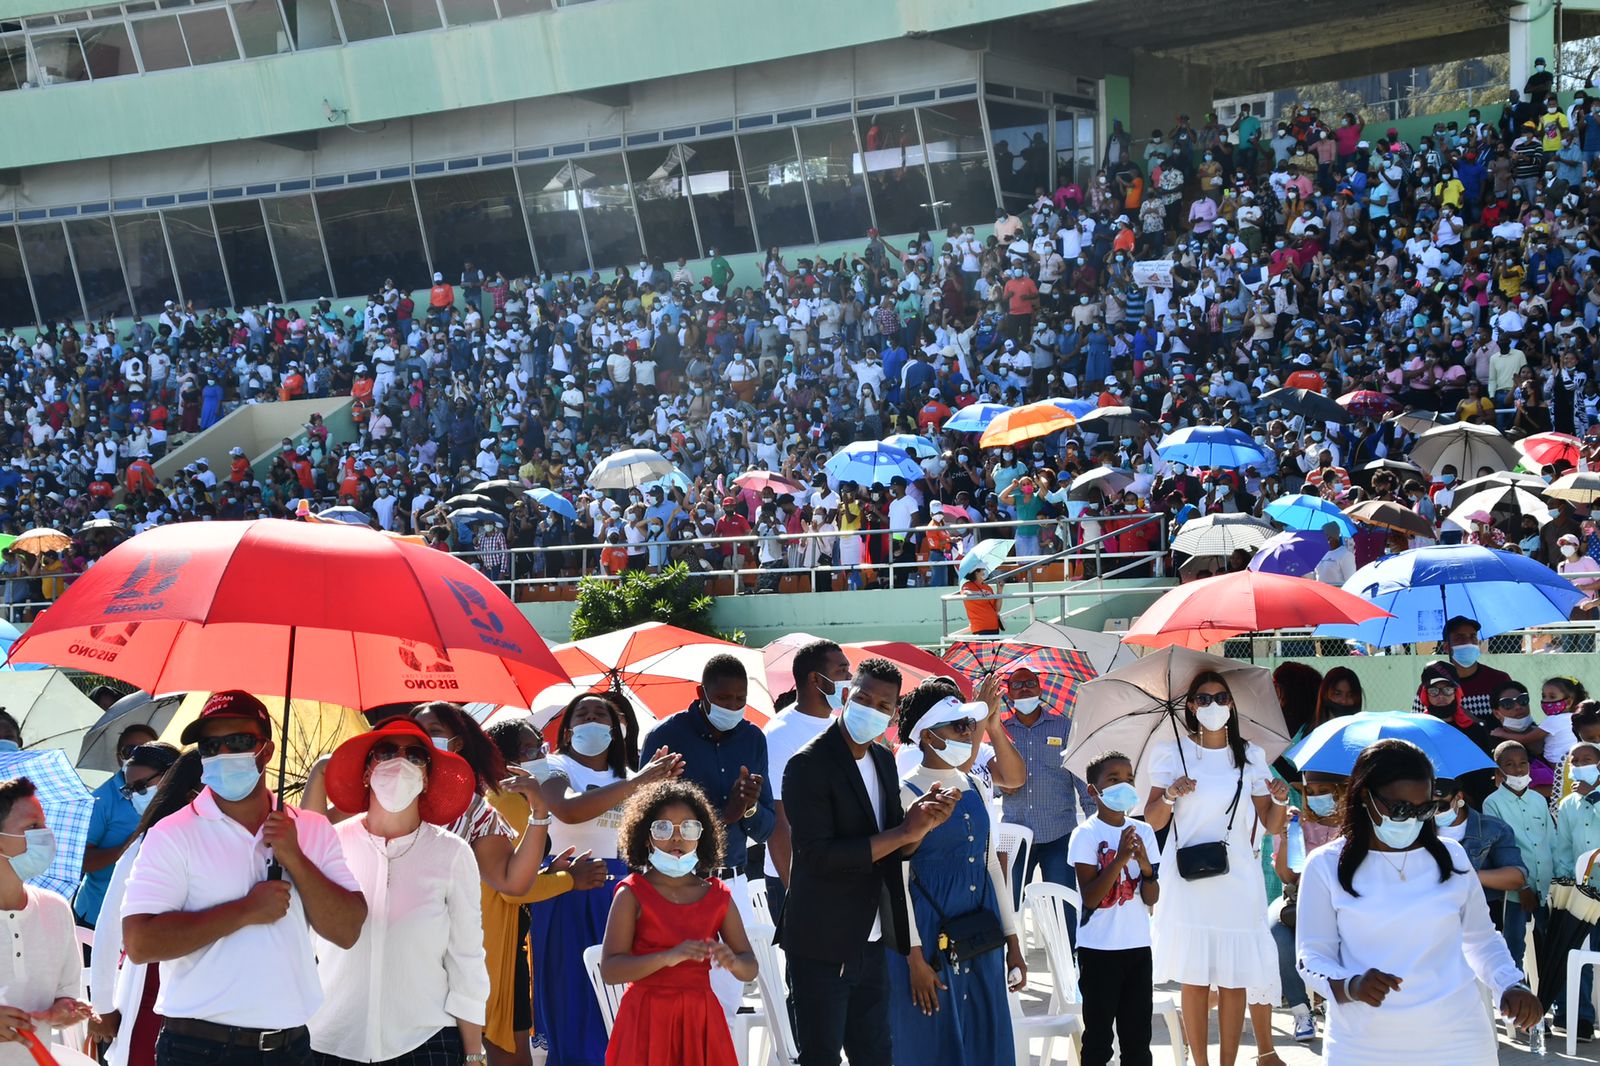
1502, 896, 1547, 972
1016, 833, 1078, 949
1269, 896, 1307, 1009
1556, 924, 1600, 1024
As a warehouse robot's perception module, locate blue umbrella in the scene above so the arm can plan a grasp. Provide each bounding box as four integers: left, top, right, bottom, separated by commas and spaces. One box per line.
1315, 544, 1585, 644
315, 506, 372, 527
1156, 426, 1269, 469
881, 433, 940, 459
943, 402, 1012, 434
0, 748, 93, 898
959, 538, 1015, 579
1045, 397, 1098, 419
0, 618, 43, 672
1265, 493, 1356, 536
642, 470, 692, 494
824, 441, 926, 486
1286, 710, 1495, 779
526, 488, 577, 521
1247, 530, 1328, 578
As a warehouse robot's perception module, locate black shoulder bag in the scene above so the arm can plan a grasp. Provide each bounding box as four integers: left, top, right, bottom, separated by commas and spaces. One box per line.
906, 779, 1006, 969
1172, 751, 1246, 881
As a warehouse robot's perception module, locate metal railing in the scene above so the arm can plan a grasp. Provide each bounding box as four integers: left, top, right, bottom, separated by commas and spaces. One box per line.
1215, 622, 1600, 659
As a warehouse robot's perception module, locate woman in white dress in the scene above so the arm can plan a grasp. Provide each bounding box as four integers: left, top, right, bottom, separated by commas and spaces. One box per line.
1143, 671, 1289, 1066
1294, 738, 1542, 1065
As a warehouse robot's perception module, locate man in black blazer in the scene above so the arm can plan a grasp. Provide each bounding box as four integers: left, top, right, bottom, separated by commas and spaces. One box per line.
777, 657, 957, 1065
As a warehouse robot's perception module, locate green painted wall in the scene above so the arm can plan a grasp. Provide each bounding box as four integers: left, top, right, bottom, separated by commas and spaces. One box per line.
1256, 650, 1600, 716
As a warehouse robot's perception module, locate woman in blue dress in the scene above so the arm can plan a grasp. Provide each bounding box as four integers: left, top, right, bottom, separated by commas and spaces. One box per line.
887, 681, 1024, 1064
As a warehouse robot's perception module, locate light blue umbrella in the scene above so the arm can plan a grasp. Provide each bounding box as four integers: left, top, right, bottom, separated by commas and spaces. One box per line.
526, 488, 577, 521
0, 618, 43, 672
959, 538, 1014, 579
881, 433, 940, 459
1264, 493, 1356, 536
1315, 544, 1585, 644
1286, 710, 1495, 779
642, 470, 693, 495
315, 506, 372, 527
1044, 397, 1098, 419
824, 441, 926, 486
943, 402, 1012, 434
1156, 426, 1269, 469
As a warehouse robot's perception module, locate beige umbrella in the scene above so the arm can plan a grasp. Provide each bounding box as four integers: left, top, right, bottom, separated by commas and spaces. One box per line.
11, 527, 72, 554
1408, 422, 1521, 477
0, 668, 108, 759
1545, 471, 1600, 504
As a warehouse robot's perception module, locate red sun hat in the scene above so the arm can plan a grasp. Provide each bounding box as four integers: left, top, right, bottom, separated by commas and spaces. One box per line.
325, 718, 475, 825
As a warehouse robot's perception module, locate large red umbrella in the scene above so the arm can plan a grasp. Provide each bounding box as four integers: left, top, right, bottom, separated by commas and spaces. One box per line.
1120, 570, 1391, 650
10, 519, 569, 711
1336, 390, 1398, 418
553, 622, 773, 726
762, 633, 973, 700
1515, 431, 1582, 470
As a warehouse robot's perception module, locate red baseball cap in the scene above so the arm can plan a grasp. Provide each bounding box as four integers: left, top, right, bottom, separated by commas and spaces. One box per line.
180, 690, 273, 745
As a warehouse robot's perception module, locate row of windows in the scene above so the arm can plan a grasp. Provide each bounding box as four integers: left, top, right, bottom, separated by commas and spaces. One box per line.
0, 0, 586, 89
0, 100, 1099, 326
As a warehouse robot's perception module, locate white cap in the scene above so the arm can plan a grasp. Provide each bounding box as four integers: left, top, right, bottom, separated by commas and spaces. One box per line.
433, 272, 444, 282
1104, 375, 1118, 386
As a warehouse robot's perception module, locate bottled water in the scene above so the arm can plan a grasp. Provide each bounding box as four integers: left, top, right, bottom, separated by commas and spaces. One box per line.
1286, 811, 1306, 873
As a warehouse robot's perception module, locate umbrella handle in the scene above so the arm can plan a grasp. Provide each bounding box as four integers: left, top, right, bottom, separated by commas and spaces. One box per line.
266, 861, 283, 881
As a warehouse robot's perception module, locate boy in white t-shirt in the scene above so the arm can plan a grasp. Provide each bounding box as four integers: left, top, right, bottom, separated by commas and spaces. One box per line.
1067, 751, 1160, 1066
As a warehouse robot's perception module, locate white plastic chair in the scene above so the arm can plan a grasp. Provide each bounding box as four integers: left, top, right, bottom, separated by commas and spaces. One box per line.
583, 942, 767, 1065
745, 922, 799, 1066
749, 877, 774, 930
995, 822, 1035, 946
1023, 882, 1185, 1066
61, 927, 93, 1052
1009, 987, 1082, 1066
1566, 948, 1600, 1057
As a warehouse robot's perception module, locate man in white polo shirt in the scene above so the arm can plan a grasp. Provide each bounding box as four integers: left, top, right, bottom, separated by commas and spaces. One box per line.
122, 692, 366, 1066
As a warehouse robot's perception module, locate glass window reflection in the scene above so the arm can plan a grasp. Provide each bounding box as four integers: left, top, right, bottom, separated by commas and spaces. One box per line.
579, 153, 643, 272
21, 223, 81, 325
114, 213, 178, 315
496, 0, 553, 14
333, 0, 390, 41
131, 15, 189, 70
519, 160, 589, 275
855, 110, 935, 237
684, 137, 754, 257
213, 200, 280, 305
740, 129, 812, 250
32, 30, 88, 83
317, 183, 429, 295
279, 0, 341, 48
443, 0, 498, 25
164, 207, 231, 311
985, 100, 1051, 207
628, 144, 699, 262
80, 22, 138, 78
0, 229, 36, 327
384, 0, 441, 34
261, 195, 332, 302
796, 121, 871, 243
918, 101, 994, 230
66, 217, 131, 319
415, 171, 534, 281
232, 0, 290, 57
179, 9, 238, 64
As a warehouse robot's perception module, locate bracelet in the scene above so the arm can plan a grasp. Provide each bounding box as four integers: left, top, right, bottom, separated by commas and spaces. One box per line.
1346, 973, 1363, 999
465, 1054, 488, 1064
1270, 793, 1290, 807
528, 814, 553, 826
1160, 789, 1176, 804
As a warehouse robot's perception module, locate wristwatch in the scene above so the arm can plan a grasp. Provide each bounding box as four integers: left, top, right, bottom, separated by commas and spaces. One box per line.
743, 804, 759, 819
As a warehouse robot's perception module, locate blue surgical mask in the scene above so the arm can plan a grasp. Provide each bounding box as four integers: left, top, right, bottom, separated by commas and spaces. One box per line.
930, 738, 973, 768
0, 827, 55, 883
201, 752, 263, 802
0, 740, 18, 753
647, 847, 700, 878
431, 736, 453, 752
1450, 643, 1481, 668
1098, 782, 1140, 813
1369, 807, 1425, 849
705, 702, 745, 732
1306, 793, 1338, 818
815, 675, 847, 714
842, 700, 891, 745
1440, 473, 1456, 485
519, 758, 554, 783
569, 722, 615, 758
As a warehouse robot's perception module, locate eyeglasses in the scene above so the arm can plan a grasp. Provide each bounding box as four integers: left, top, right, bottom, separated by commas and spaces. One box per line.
1370, 793, 1444, 821
1426, 680, 1458, 692
196, 732, 264, 758
1192, 692, 1233, 707
1496, 694, 1531, 709
368, 742, 430, 769
938, 719, 980, 738
649, 819, 704, 842
119, 778, 156, 799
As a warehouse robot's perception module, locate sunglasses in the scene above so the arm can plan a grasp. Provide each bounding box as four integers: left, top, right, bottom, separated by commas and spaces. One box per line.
119, 778, 156, 799
649, 819, 704, 842
117, 745, 143, 762
1192, 692, 1233, 707
936, 719, 980, 738
1370, 794, 1444, 821
1426, 680, 1458, 692
196, 732, 264, 758
1496, 694, 1531, 709
369, 741, 431, 768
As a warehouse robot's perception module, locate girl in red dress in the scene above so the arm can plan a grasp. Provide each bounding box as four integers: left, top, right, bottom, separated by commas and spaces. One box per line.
599, 781, 757, 1066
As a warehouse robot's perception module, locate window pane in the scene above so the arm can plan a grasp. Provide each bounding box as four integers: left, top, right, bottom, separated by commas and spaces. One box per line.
261, 195, 331, 301
856, 111, 935, 236
578, 153, 642, 272
796, 120, 871, 243
628, 144, 698, 262
415, 170, 532, 283
21, 224, 82, 325
0, 229, 36, 326
684, 137, 754, 256
739, 129, 811, 250
0, 34, 28, 91
67, 217, 130, 320
920, 102, 994, 230
496, 0, 552, 14
131, 15, 189, 70
985, 100, 1050, 208
441, 0, 496, 24
316, 183, 428, 295
114, 213, 177, 315
179, 9, 237, 64
280, 0, 341, 48
519, 160, 588, 274
233, 0, 290, 56
214, 199, 280, 305
334, 0, 390, 40
165, 207, 230, 311
79, 22, 136, 78
384, 0, 440, 34
32, 30, 88, 83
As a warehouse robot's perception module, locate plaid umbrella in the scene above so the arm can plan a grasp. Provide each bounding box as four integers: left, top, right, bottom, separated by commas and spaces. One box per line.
941, 642, 1099, 718
0, 748, 94, 899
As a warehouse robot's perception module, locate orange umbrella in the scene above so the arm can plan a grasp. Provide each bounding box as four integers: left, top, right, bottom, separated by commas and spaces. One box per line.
1120, 570, 1391, 650
978, 400, 1077, 449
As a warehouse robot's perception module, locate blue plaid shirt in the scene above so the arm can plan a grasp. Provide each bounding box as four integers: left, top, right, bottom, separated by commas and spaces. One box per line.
0, 748, 95, 900
998, 710, 1091, 845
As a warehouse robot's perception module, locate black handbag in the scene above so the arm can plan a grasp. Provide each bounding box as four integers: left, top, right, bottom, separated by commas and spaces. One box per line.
1172, 760, 1245, 882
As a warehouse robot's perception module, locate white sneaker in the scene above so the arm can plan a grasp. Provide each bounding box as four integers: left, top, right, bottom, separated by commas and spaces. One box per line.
1292, 1005, 1316, 1044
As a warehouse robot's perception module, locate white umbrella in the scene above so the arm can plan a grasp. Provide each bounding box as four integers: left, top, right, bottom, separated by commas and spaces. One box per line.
1170, 513, 1275, 557
1450, 471, 1546, 498
0, 668, 109, 758
1069, 467, 1136, 500
1408, 422, 1520, 477
587, 448, 679, 490
1441, 486, 1553, 531
1008, 620, 1139, 677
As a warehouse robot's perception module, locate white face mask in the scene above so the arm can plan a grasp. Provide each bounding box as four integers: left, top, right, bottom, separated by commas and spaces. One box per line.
368, 759, 426, 813
1195, 703, 1232, 732
1502, 773, 1532, 792
1563, 544, 1579, 557
1010, 696, 1041, 715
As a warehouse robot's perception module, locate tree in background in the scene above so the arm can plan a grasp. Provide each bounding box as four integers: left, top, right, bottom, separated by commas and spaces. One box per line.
569, 562, 734, 641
